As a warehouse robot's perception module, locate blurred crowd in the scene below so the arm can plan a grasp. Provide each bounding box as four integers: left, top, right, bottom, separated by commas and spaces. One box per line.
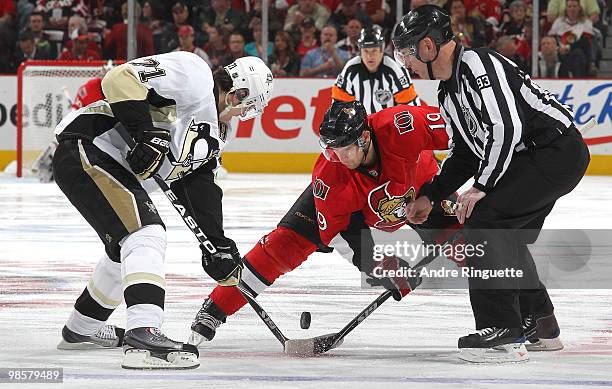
0, 0, 609, 78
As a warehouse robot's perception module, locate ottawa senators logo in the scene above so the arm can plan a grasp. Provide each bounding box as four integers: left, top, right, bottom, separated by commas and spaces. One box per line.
313, 178, 330, 200
368, 182, 415, 229
394, 111, 414, 134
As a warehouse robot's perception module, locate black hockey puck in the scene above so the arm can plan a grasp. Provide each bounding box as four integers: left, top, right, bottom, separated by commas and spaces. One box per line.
300, 311, 311, 329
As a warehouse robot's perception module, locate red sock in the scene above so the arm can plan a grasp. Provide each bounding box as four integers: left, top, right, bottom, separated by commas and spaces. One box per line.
210, 227, 317, 316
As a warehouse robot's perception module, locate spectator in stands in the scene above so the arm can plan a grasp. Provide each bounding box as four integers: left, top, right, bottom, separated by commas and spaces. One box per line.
446, 0, 485, 48
27, 11, 57, 58
300, 24, 349, 77
158, 1, 195, 53
173, 25, 212, 66
335, 18, 362, 57
463, 0, 501, 45
360, 0, 386, 25
220, 31, 247, 66
60, 15, 101, 58
547, 0, 600, 24
296, 17, 319, 57
245, 0, 285, 40
200, 0, 246, 36
495, 35, 530, 74
499, 0, 529, 36
104, 1, 154, 59
284, 0, 331, 33
538, 35, 577, 77
463, 0, 502, 27
16, 0, 34, 31
16, 29, 53, 63
269, 30, 301, 76
549, 0, 596, 75
0, 0, 16, 72
203, 24, 228, 68
141, 0, 165, 53
35, 0, 75, 30
58, 34, 101, 60
329, 0, 371, 34
245, 20, 274, 58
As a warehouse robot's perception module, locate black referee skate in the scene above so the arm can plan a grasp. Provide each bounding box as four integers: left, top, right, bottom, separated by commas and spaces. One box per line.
57, 324, 125, 350
188, 298, 227, 345
458, 327, 529, 363
122, 327, 199, 370
523, 312, 563, 351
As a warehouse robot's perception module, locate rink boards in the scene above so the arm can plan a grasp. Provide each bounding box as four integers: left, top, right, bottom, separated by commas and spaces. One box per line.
1, 76, 612, 174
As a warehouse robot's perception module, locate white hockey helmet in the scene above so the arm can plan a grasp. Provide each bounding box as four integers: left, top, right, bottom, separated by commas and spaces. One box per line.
224, 56, 274, 121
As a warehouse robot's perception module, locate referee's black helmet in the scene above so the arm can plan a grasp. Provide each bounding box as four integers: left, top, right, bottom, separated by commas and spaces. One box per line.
392, 5, 453, 52
357, 25, 385, 49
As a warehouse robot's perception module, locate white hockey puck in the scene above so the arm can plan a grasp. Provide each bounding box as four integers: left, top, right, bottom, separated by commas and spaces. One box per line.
300, 311, 311, 329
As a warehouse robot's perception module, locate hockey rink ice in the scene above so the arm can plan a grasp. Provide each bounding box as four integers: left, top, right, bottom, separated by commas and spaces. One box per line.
1, 173, 611, 388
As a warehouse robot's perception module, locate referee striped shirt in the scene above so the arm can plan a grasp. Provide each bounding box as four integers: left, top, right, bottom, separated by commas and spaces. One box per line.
332, 54, 419, 114
421, 44, 575, 199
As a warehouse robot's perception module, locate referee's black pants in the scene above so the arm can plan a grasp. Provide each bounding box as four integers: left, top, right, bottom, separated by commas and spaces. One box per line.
464, 127, 590, 329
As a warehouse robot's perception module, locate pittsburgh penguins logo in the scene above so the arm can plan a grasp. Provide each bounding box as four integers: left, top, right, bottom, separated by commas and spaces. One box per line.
394, 111, 414, 134
368, 182, 415, 230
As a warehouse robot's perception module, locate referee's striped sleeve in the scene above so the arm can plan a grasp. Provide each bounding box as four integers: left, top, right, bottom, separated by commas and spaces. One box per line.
463, 51, 523, 192
419, 104, 479, 202
332, 60, 356, 101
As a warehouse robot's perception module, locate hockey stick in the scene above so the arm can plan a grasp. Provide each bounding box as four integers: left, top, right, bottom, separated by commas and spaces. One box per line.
115, 125, 292, 347
283, 244, 450, 356
578, 118, 597, 135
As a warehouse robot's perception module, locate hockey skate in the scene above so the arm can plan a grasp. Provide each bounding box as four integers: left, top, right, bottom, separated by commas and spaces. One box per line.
458, 327, 529, 363
122, 327, 199, 370
57, 324, 125, 350
523, 312, 563, 351
188, 298, 227, 345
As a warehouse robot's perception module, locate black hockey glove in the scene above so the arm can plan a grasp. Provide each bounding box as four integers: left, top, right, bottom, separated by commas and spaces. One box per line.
365, 256, 422, 301
126, 127, 171, 180
201, 239, 243, 287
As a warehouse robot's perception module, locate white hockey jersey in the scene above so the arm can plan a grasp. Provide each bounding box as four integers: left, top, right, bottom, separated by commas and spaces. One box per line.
55, 51, 226, 182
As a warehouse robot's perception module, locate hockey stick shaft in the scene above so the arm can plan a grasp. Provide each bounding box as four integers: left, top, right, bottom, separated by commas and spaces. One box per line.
327, 246, 446, 347
117, 125, 290, 345
238, 283, 289, 344
116, 125, 217, 255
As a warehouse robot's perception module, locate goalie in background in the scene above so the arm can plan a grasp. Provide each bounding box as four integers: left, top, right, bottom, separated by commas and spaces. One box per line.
31, 62, 112, 183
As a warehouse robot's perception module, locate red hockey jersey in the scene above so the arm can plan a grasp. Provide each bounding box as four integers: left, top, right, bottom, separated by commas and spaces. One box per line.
71, 77, 104, 110
312, 105, 449, 245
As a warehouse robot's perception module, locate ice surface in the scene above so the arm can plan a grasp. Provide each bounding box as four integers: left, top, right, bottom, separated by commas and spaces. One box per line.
1, 174, 611, 388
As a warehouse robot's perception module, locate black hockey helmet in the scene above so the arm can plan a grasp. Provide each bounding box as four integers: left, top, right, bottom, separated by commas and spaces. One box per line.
357, 25, 385, 49
319, 101, 368, 149
392, 5, 453, 55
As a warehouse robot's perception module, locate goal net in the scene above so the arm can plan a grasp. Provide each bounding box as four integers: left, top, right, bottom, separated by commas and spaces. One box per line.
16, 60, 111, 177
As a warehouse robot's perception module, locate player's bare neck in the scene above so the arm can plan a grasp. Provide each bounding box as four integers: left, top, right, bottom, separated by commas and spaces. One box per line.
438, 41, 456, 81
361, 141, 376, 168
